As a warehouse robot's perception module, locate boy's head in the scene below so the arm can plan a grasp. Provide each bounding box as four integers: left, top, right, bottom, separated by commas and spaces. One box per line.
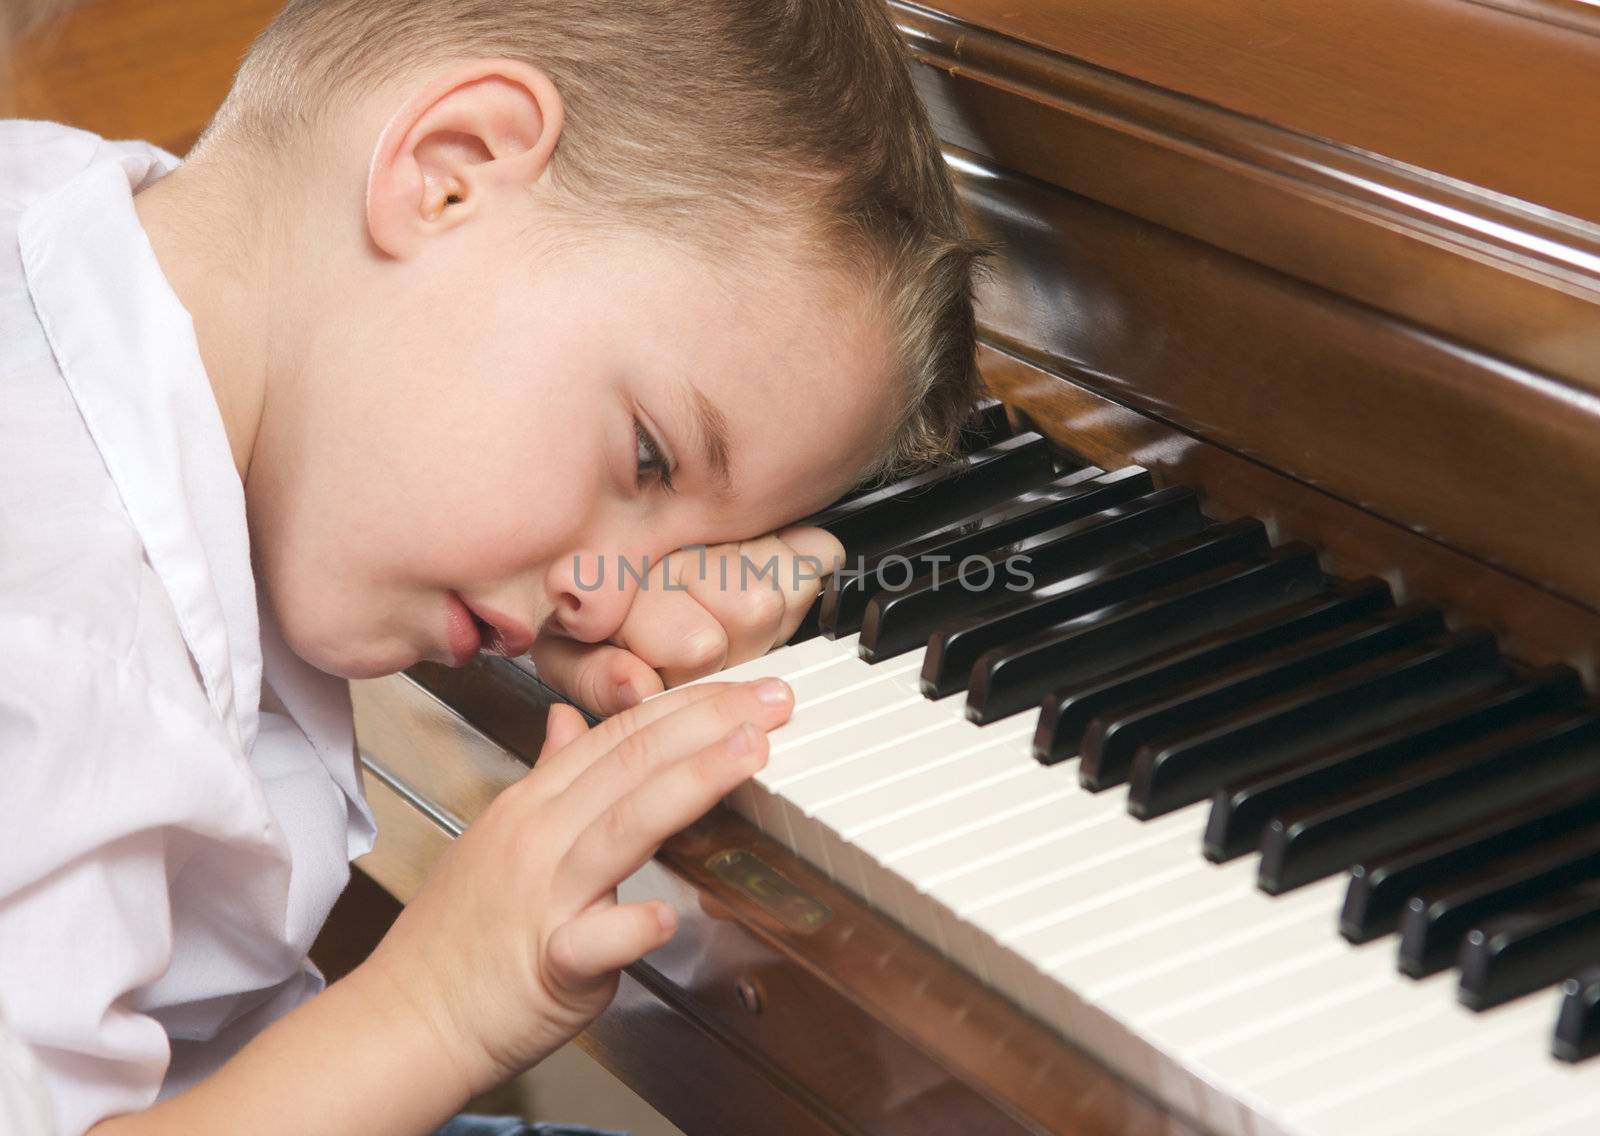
166, 0, 982, 678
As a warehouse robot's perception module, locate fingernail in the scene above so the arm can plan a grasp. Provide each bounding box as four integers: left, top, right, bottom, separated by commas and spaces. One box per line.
616, 681, 641, 709
726, 722, 756, 758
655, 903, 677, 933
753, 678, 791, 707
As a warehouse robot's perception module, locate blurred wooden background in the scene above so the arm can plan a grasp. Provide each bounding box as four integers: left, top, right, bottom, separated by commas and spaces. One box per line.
2, 0, 279, 152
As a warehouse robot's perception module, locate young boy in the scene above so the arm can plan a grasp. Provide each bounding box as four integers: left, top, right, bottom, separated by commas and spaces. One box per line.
0, 1, 981, 1133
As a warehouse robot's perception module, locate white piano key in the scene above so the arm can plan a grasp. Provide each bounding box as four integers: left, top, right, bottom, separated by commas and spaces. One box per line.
1085, 880, 1348, 1009
780, 649, 926, 708
926, 809, 1133, 961
1027, 857, 1261, 972
1067, 885, 1339, 1006
1194, 945, 1446, 1095
752, 672, 932, 834
766, 699, 966, 791
811, 719, 1033, 832
765, 671, 923, 753
1286, 995, 1565, 1133
1355, 1050, 1574, 1136
1226, 979, 1452, 1094
700, 632, 853, 685
850, 782, 1084, 943
1144, 939, 1381, 1052
1188, 967, 1396, 1064
967, 809, 1208, 942
709, 629, 1600, 1136
859, 770, 1083, 875
781, 654, 871, 703
1499, 1081, 1600, 1136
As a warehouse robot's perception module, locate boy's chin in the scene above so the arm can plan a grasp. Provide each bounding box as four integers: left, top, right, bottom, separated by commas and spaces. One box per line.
280, 616, 417, 681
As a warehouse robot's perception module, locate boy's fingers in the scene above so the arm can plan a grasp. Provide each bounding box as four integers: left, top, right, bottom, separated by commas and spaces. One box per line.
677, 536, 793, 671
556, 680, 790, 824
544, 901, 677, 996
771, 525, 844, 642
610, 581, 730, 688
558, 721, 770, 907
529, 680, 733, 793
701, 527, 842, 657
528, 635, 666, 716
535, 704, 590, 763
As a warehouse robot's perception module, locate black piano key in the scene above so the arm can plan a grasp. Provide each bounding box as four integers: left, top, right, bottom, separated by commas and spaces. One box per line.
819, 467, 1147, 637
802, 428, 1042, 528
1127, 628, 1508, 819
1209, 666, 1585, 866
806, 433, 1058, 553
1079, 605, 1442, 792
1038, 578, 1393, 771
1258, 711, 1600, 894
1459, 880, 1600, 1011
949, 539, 1323, 709
1341, 741, 1600, 943
785, 597, 827, 645
956, 397, 1014, 452
807, 399, 1019, 520
1397, 822, 1600, 977
1554, 966, 1600, 1062
958, 520, 1274, 720
929, 515, 1270, 697
858, 487, 1206, 662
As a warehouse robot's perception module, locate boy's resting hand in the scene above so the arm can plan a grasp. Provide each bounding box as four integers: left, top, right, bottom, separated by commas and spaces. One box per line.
530, 524, 843, 714
91, 678, 791, 1135
361, 677, 792, 1094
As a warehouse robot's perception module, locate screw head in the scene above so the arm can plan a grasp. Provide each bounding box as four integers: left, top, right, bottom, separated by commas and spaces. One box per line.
734, 977, 763, 1015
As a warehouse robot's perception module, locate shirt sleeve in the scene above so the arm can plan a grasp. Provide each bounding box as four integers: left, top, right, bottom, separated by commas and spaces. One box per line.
0, 609, 266, 1135
0, 1006, 55, 1136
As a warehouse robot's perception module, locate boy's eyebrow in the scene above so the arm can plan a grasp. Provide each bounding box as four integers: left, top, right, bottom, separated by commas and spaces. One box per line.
680, 381, 734, 496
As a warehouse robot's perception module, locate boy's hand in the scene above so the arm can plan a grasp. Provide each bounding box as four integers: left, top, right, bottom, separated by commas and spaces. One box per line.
530, 524, 842, 715
360, 678, 793, 1096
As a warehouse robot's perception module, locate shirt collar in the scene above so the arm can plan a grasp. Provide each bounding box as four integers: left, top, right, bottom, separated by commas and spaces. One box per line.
18, 146, 262, 755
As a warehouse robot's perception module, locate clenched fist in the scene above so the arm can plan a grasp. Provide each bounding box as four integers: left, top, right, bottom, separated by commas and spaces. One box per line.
531, 524, 841, 714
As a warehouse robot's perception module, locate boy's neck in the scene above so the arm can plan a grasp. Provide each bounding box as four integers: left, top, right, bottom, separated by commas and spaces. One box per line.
134, 157, 275, 485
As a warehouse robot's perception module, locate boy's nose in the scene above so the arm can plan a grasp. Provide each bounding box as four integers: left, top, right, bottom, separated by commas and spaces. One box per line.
548, 549, 644, 644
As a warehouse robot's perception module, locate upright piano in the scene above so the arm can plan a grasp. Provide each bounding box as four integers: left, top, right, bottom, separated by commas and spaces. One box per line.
354, 3, 1600, 1133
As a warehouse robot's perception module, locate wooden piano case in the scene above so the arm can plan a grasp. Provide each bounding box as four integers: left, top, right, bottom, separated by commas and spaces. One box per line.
11, 1, 1600, 1133
353, 3, 1600, 1132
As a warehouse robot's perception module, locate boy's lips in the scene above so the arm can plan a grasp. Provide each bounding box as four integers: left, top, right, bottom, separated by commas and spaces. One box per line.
444, 591, 535, 664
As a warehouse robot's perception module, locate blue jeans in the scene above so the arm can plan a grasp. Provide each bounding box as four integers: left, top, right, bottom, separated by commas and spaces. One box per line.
433, 1118, 628, 1136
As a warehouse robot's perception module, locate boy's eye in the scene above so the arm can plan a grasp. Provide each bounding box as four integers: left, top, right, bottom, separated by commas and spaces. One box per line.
634, 419, 675, 491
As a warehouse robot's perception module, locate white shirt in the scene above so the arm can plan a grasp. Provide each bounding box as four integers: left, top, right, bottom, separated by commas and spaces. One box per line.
0, 121, 376, 1136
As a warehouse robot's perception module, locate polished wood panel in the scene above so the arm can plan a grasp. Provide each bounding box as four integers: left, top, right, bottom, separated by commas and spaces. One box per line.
979, 342, 1600, 687
897, 0, 1600, 224
353, 669, 1198, 1136
893, 4, 1600, 398
1, 0, 279, 154
949, 150, 1600, 621
1463, 0, 1600, 36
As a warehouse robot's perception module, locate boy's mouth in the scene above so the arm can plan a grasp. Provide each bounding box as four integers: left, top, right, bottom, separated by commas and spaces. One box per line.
443, 591, 535, 665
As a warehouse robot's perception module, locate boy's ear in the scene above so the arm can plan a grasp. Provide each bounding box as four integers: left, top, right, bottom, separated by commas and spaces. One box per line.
366, 60, 564, 259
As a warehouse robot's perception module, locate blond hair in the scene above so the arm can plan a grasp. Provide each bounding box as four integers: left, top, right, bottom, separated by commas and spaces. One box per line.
211, 0, 983, 479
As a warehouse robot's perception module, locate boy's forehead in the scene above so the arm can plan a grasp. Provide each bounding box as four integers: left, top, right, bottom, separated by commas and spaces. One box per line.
530, 227, 895, 501
693, 273, 892, 482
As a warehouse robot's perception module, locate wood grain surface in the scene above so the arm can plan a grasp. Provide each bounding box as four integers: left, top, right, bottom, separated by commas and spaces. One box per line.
912, 0, 1600, 224
2, 0, 279, 153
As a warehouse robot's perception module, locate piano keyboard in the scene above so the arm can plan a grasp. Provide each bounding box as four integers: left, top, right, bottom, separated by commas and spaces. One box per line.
693, 409, 1600, 1136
